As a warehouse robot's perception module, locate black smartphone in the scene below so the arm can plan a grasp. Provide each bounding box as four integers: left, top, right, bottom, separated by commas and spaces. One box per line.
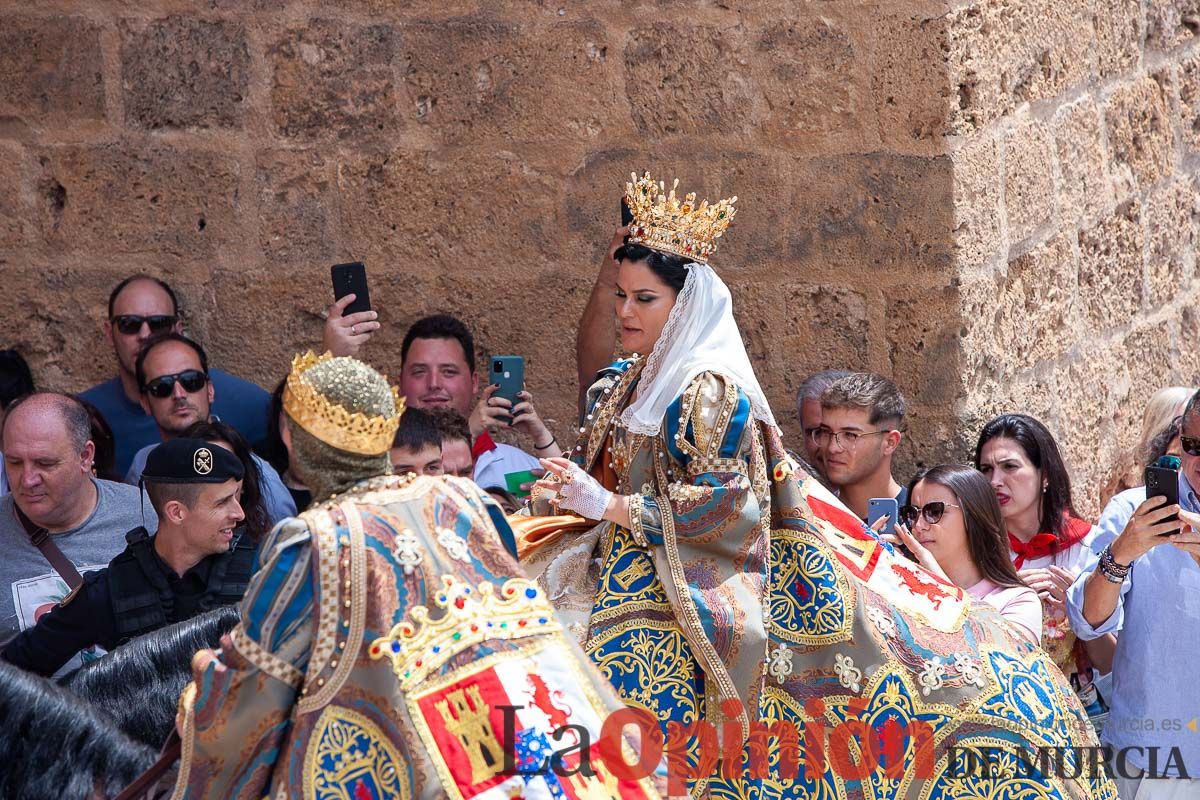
331, 262, 371, 315
489, 356, 525, 424
1145, 463, 1180, 535
621, 198, 633, 226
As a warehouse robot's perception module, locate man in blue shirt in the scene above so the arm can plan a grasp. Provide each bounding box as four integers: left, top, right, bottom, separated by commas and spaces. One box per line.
1067, 390, 1200, 798
121, 333, 295, 527
79, 276, 270, 477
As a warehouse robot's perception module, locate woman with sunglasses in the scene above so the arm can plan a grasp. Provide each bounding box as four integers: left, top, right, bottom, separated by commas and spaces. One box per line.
974, 413, 1111, 713
892, 464, 1042, 646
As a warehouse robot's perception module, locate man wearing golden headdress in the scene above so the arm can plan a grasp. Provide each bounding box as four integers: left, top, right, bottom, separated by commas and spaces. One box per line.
519, 172, 1119, 799
168, 353, 660, 799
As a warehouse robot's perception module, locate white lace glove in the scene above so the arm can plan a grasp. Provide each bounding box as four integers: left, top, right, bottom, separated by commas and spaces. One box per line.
554, 461, 613, 521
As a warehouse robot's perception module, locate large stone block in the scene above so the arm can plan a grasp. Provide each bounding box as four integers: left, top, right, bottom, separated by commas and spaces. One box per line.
1092, 0, 1143, 79
886, 283, 961, 404
871, 9, 955, 152
1177, 51, 1200, 154
1003, 119, 1056, 243
1105, 74, 1175, 196
33, 143, 241, 257
1077, 202, 1145, 332
334, 147, 564, 274
402, 18, 626, 143
754, 17, 868, 147
951, 136, 1002, 270
0, 143, 26, 250
995, 233, 1079, 369
1054, 97, 1113, 225
780, 283, 870, 375
120, 17, 250, 131
269, 19, 400, 142
1144, 176, 1198, 307
1145, 0, 1200, 51
256, 150, 338, 265
624, 23, 758, 136
1054, 340, 1131, 512
0, 16, 105, 130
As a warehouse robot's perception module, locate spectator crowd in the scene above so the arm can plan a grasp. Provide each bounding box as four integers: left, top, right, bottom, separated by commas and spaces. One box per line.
2, 260, 1198, 795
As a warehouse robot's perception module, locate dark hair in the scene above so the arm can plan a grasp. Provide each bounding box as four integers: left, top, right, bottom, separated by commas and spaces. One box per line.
401, 314, 475, 372
907, 464, 1026, 589
974, 413, 1079, 542
2, 392, 93, 452
263, 376, 290, 477
76, 397, 119, 481
821, 372, 907, 428
61, 606, 239, 750
613, 243, 690, 294
107, 275, 179, 319
0, 349, 34, 409
426, 406, 471, 445
1183, 388, 1200, 427
392, 407, 443, 451
0, 660, 156, 799
1144, 414, 1183, 468
485, 486, 520, 514
134, 331, 209, 393
181, 419, 271, 539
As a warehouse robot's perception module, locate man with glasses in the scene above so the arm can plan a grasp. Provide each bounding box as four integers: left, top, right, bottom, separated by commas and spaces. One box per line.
1066, 390, 1200, 798
123, 333, 296, 525
79, 275, 271, 477
815, 372, 907, 520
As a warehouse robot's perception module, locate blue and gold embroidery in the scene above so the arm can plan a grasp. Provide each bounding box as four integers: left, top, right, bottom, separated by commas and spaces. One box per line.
304, 706, 412, 800
770, 530, 853, 646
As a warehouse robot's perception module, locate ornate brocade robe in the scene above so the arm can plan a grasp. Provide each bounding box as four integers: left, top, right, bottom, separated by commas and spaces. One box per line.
170, 474, 659, 800
531, 357, 1119, 800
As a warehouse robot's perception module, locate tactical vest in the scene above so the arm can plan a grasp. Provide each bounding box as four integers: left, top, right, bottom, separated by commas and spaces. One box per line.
107, 527, 257, 643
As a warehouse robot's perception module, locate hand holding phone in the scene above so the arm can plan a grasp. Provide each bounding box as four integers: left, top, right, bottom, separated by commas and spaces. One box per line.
489, 356, 525, 425
867, 497, 899, 536
331, 262, 371, 315
1145, 462, 1181, 536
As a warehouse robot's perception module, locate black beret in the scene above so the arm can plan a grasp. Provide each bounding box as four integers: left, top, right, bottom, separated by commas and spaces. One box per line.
142, 438, 245, 484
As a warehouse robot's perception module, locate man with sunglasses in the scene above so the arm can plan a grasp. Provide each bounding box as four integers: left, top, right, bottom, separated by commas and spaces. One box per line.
1066, 390, 1200, 797
122, 333, 296, 526
79, 276, 271, 477
816, 372, 908, 520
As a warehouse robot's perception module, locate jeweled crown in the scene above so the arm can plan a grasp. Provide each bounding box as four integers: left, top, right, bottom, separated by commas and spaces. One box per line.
282, 351, 403, 456
369, 575, 561, 689
624, 171, 737, 263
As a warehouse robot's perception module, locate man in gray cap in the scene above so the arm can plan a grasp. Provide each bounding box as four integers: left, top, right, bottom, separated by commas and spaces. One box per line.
2, 437, 256, 677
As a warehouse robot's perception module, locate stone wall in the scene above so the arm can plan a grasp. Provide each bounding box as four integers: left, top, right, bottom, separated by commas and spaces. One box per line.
0, 0, 1195, 512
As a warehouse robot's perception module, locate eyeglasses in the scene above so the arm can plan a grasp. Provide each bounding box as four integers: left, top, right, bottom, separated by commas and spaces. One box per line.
1180, 436, 1200, 457
899, 501, 960, 526
111, 314, 178, 336
809, 428, 892, 450
143, 369, 208, 399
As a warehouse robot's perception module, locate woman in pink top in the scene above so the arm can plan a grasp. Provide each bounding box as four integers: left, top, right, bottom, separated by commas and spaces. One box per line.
889, 464, 1042, 646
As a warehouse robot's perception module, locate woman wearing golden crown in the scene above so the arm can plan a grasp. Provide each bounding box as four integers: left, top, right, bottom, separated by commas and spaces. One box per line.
522, 172, 1117, 799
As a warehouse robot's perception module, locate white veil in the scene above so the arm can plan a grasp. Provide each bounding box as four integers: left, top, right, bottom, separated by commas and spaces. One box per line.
620, 262, 778, 436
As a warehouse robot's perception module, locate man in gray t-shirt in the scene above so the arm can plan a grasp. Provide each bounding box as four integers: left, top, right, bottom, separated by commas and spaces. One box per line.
0, 393, 155, 672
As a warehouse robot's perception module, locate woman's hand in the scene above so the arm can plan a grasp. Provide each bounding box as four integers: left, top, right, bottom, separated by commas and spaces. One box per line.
885, 522, 948, 580
535, 457, 614, 522
322, 294, 380, 357
1019, 565, 1075, 608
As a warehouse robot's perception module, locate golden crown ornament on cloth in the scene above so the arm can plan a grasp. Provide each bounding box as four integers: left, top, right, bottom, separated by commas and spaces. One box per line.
282, 351, 404, 456
624, 171, 737, 263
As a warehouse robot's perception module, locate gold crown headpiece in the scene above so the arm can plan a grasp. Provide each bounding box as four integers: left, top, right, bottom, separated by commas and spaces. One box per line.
624, 171, 737, 263
369, 575, 561, 689
282, 351, 404, 456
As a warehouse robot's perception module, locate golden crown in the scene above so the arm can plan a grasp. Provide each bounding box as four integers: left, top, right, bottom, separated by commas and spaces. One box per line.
369, 575, 561, 689
624, 171, 737, 263
281, 351, 404, 456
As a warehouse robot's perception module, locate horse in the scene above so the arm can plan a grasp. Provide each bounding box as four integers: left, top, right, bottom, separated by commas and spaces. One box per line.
0, 606, 240, 799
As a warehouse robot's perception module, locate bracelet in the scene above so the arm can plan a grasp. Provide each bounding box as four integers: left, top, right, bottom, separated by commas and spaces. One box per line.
1097, 545, 1131, 584
534, 436, 558, 450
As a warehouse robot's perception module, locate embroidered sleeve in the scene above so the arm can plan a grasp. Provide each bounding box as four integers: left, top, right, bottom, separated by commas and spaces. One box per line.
629, 492, 665, 546
173, 519, 317, 799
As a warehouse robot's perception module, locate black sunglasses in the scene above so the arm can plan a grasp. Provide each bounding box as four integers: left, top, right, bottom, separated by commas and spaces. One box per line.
111, 314, 178, 336
1181, 436, 1200, 457
899, 501, 960, 526
143, 369, 208, 399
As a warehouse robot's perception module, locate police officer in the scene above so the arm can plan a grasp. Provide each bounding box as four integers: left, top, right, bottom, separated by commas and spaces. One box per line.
2, 438, 257, 676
